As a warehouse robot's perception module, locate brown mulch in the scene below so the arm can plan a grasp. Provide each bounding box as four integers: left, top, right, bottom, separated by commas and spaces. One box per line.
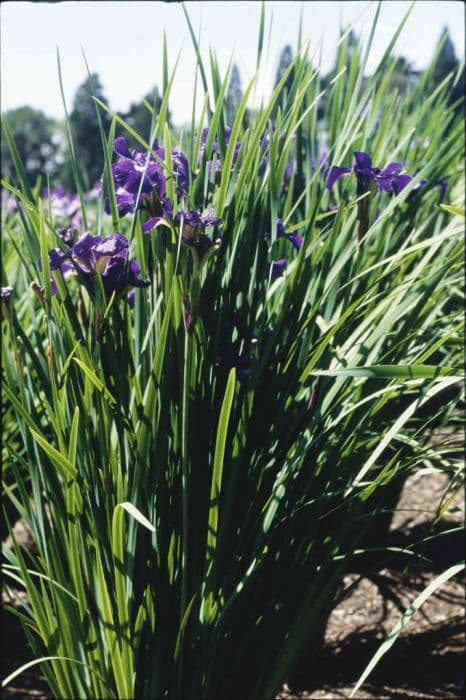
2, 472, 464, 699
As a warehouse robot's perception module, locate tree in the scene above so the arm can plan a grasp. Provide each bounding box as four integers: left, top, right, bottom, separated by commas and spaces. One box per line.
62, 73, 112, 190
390, 56, 418, 94
432, 27, 464, 112
225, 64, 243, 126
274, 45, 295, 113
1, 106, 60, 186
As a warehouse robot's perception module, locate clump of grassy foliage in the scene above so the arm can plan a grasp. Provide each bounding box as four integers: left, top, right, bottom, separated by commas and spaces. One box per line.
2, 4, 464, 698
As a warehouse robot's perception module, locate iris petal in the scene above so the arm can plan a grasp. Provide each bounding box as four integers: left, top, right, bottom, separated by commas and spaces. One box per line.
326, 166, 351, 190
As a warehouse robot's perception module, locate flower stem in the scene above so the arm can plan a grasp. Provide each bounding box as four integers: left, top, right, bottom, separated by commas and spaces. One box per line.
357, 196, 370, 243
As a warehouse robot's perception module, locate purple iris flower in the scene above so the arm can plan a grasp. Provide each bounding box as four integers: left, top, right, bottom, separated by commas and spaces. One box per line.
56, 227, 79, 246
182, 233, 221, 267
48, 246, 74, 274
271, 258, 287, 280
197, 125, 241, 178
326, 152, 409, 194
105, 136, 173, 217
43, 186, 82, 227
275, 219, 304, 251
111, 137, 165, 195
110, 189, 138, 217
172, 147, 194, 193
143, 204, 219, 235
392, 174, 414, 196
174, 209, 223, 238
47, 232, 149, 297
171, 209, 223, 269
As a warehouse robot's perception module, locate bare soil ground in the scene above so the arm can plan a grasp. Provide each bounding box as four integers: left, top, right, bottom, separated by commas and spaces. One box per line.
2, 471, 464, 699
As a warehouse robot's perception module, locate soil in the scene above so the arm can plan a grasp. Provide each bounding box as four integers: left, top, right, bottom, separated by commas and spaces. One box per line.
2, 471, 464, 700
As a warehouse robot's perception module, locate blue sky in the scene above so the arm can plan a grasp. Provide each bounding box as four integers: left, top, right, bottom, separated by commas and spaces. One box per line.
1, 1, 464, 126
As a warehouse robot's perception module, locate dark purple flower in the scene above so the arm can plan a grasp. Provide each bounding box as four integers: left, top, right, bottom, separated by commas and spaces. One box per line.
142, 216, 170, 233
172, 146, 194, 192
109, 189, 137, 216
47, 232, 149, 297
111, 155, 160, 196
326, 166, 352, 190
197, 125, 241, 173
276, 219, 304, 251
39, 247, 73, 289
326, 151, 409, 194
392, 174, 414, 196
105, 137, 171, 216
183, 233, 222, 269
94, 232, 128, 257
438, 178, 448, 204
271, 258, 287, 280
175, 209, 222, 239
100, 254, 148, 295
56, 227, 79, 246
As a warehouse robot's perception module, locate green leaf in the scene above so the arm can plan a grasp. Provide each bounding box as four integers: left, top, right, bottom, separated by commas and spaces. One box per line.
2, 656, 107, 689
346, 377, 461, 496
207, 368, 236, 561
440, 203, 465, 217
67, 407, 80, 467
310, 364, 462, 379
115, 502, 155, 532
72, 358, 117, 405
216, 74, 256, 217
30, 429, 77, 481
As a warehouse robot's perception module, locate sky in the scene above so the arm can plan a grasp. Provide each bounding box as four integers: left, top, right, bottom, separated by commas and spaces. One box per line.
1, 1, 464, 126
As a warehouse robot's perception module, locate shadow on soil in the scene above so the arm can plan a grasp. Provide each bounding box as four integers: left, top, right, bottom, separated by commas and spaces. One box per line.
287, 614, 465, 699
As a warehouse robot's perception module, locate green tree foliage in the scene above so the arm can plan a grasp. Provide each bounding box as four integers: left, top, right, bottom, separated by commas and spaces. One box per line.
1, 106, 59, 186
432, 27, 464, 113
63, 73, 112, 190
389, 56, 418, 95
225, 63, 244, 126
274, 44, 295, 113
